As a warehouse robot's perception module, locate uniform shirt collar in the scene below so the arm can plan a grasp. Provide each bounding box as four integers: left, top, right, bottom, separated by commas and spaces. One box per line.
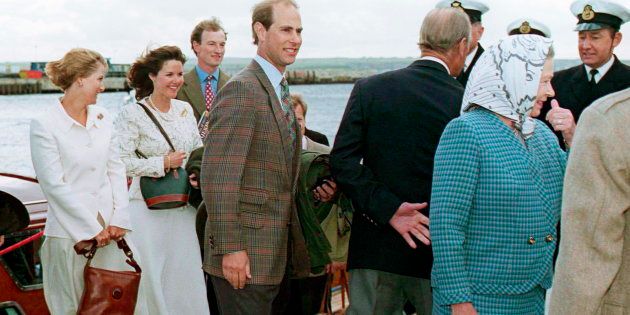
584, 56, 615, 83
463, 45, 479, 72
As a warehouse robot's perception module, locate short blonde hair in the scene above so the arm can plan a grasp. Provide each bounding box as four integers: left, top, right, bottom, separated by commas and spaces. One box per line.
45, 48, 108, 91
290, 93, 307, 116
419, 8, 471, 54
251, 0, 299, 45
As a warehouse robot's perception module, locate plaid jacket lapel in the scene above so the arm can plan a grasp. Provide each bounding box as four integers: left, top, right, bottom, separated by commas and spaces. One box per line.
249, 61, 298, 183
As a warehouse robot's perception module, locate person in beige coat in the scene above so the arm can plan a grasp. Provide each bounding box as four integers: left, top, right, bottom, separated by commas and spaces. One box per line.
549, 87, 630, 314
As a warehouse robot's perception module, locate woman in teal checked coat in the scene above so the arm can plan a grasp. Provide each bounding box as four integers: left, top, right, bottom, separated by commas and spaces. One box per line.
430, 35, 568, 314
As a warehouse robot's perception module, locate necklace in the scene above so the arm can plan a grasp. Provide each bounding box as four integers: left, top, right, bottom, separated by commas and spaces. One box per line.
146, 95, 176, 122
147, 94, 170, 113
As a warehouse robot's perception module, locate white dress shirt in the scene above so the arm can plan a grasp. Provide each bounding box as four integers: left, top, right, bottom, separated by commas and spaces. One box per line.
30, 100, 130, 242
463, 45, 479, 73
584, 56, 615, 84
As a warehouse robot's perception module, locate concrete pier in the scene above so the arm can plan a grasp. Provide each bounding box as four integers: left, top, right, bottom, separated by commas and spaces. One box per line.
0, 77, 129, 95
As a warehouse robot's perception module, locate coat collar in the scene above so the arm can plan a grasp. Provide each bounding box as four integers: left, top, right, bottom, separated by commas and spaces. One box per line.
182, 69, 204, 115
54, 99, 103, 132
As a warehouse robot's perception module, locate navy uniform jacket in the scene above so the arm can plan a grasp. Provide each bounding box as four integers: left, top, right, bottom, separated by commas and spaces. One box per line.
540, 56, 630, 146
330, 60, 464, 279
456, 44, 485, 88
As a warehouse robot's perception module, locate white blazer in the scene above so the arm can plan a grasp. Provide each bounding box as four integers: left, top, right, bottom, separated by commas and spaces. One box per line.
30, 100, 131, 242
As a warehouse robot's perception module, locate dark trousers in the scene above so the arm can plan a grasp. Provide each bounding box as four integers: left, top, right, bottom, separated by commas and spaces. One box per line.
273, 275, 328, 315
212, 276, 283, 315
347, 269, 432, 315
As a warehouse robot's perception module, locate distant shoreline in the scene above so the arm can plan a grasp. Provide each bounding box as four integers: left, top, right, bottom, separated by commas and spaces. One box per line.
1, 57, 626, 95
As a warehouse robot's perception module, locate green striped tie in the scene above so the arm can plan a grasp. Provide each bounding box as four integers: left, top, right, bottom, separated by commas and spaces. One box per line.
280, 78, 296, 158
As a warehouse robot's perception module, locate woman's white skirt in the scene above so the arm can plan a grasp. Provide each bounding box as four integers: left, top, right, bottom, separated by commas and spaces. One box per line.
126, 199, 209, 315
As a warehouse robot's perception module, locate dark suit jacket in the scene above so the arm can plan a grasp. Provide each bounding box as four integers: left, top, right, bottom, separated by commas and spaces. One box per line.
540, 56, 630, 147
177, 68, 230, 122
304, 128, 329, 146
456, 44, 484, 87
330, 60, 464, 279
200, 60, 310, 285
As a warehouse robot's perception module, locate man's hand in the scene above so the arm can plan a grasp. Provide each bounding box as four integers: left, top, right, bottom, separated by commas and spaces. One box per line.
106, 225, 127, 241
325, 261, 346, 274
546, 99, 576, 146
313, 180, 337, 203
188, 173, 199, 189
0, 235, 4, 247
389, 202, 430, 248
452, 302, 477, 315
222, 250, 251, 289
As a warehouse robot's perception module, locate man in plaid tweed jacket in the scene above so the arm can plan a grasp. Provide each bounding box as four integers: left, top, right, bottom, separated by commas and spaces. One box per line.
199, 0, 318, 313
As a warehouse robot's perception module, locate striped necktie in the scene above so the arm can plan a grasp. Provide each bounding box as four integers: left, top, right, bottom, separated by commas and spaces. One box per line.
280, 78, 296, 157
204, 76, 215, 111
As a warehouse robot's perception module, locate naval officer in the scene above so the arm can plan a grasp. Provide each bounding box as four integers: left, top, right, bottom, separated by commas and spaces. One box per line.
436, 0, 489, 88
507, 18, 551, 38
541, 0, 629, 148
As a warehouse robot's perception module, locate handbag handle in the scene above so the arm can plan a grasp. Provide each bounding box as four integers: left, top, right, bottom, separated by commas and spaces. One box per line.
74, 238, 142, 273
136, 102, 176, 152
318, 273, 334, 314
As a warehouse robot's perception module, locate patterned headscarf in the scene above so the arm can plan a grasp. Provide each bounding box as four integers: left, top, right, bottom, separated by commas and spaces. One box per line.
462, 35, 553, 139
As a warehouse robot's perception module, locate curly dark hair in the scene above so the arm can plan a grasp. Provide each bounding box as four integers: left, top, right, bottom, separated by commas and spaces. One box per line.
127, 45, 187, 100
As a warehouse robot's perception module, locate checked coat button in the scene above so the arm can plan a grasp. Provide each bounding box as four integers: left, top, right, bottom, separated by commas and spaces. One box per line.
528, 236, 536, 245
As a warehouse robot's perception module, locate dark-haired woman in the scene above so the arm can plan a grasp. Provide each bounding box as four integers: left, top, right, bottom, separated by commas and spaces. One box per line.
30, 48, 147, 314
114, 46, 208, 314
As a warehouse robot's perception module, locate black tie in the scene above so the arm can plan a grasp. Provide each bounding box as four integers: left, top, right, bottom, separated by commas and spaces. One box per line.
589, 69, 599, 85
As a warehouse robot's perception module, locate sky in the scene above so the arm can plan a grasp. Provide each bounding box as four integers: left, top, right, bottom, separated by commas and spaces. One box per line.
1, 0, 629, 63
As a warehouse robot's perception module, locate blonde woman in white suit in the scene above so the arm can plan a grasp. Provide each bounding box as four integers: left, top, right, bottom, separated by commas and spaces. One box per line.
30, 48, 146, 314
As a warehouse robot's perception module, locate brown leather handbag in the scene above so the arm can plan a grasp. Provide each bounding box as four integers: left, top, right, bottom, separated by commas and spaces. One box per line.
74, 239, 142, 315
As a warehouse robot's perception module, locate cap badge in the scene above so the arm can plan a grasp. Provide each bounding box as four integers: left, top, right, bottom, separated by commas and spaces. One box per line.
582, 5, 595, 21
97, 113, 104, 120
451, 1, 465, 11
519, 21, 531, 34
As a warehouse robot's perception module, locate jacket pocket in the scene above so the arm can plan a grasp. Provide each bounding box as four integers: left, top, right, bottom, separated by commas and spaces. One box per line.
239, 189, 269, 229
239, 188, 268, 205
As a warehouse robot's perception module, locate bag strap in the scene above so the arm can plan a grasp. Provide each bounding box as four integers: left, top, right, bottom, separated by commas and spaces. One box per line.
74, 238, 142, 273
136, 101, 176, 152
340, 270, 349, 309
318, 273, 334, 314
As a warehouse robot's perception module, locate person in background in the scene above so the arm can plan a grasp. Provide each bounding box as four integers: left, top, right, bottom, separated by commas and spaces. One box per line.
282, 93, 348, 315
177, 17, 230, 123
507, 18, 551, 37
30, 48, 146, 314
176, 18, 230, 314
549, 87, 630, 314
540, 0, 629, 148
330, 8, 470, 314
436, 0, 489, 88
292, 94, 330, 153
114, 46, 208, 315
431, 35, 566, 315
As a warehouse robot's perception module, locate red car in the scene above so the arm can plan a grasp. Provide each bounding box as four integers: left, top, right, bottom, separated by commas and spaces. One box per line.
0, 173, 49, 315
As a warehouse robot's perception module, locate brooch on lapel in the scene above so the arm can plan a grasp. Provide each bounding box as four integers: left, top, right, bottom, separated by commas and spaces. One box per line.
97, 113, 104, 120
181, 108, 188, 117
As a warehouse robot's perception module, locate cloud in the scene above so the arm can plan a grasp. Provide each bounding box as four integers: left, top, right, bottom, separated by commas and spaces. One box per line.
0, 0, 628, 62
